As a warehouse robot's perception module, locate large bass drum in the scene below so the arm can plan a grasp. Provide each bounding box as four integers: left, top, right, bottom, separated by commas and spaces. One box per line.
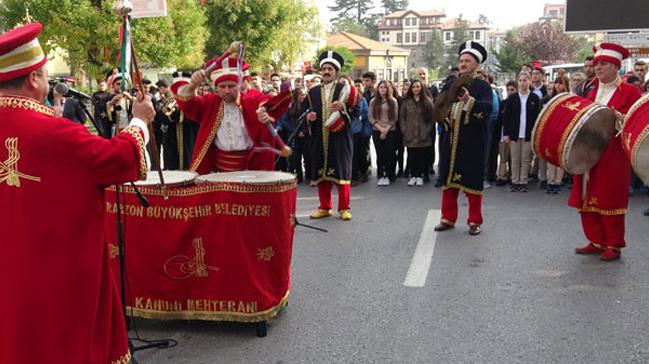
622, 93, 649, 184
532, 93, 616, 175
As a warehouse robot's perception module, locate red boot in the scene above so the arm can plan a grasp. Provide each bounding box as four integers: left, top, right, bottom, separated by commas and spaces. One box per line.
600, 248, 621, 261
575, 243, 603, 255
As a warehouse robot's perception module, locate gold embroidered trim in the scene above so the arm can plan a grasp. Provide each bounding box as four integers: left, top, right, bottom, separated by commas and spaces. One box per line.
312, 176, 351, 185
109, 179, 297, 197
175, 94, 193, 102
625, 93, 649, 123
0, 47, 43, 69
126, 290, 289, 323
557, 104, 592, 170
631, 124, 649, 169
190, 102, 224, 172
446, 101, 463, 187
463, 97, 476, 125
112, 351, 131, 364
533, 94, 571, 158
578, 207, 627, 215
120, 126, 148, 180
321, 83, 337, 180
0, 137, 41, 187
443, 183, 483, 196
0, 95, 54, 116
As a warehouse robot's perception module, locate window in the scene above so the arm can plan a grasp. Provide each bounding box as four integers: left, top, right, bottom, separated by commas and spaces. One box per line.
405, 18, 410, 26
412, 32, 417, 43
405, 32, 410, 43
397, 32, 402, 43
386, 19, 391, 26
469, 31, 474, 39
445, 32, 451, 41
475, 31, 481, 40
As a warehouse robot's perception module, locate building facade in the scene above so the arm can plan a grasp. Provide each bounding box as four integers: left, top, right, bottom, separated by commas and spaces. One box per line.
378, 10, 491, 70
327, 32, 410, 82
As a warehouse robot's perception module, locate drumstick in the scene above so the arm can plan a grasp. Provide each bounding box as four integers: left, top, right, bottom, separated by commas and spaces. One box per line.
131, 42, 168, 199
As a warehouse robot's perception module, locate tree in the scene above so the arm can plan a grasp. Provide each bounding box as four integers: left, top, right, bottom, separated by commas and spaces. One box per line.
381, 0, 409, 14
516, 21, 581, 64
203, 0, 321, 71
423, 29, 445, 72
329, 0, 378, 40
312, 46, 355, 75
332, 18, 371, 38
572, 37, 594, 63
444, 16, 469, 70
329, 0, 372, 23
0, 0, 207, 78
494, 29, 531, 73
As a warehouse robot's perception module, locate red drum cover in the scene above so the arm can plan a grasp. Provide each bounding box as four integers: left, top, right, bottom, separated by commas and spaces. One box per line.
622, 93, 649, 184
532, 93, 615, 175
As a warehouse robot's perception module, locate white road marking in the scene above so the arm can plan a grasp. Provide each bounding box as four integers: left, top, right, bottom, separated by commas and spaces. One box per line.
403, 209, 441, 288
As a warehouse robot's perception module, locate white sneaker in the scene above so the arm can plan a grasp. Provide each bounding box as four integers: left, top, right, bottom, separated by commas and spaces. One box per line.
384, 178, 391, 186
416, 177, 424, 186
407, 177, 417, 186
377, 177, 384, 186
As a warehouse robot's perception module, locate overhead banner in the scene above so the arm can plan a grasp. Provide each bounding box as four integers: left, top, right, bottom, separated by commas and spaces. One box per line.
105, 181, 297, 322
131, 0, 167, 18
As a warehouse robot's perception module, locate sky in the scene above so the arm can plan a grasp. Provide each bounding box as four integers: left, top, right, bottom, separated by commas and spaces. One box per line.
317, 0, 565, 30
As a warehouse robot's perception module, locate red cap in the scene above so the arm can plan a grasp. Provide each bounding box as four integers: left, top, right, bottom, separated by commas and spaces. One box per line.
592, 42, 629, 68
0, 23, 47, 81
205, 56, 249, 85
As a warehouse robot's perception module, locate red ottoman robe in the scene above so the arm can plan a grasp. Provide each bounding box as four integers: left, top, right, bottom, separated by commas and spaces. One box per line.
568, 80, 641, 248
173, 88, 291, 175
0, 96, 148, 363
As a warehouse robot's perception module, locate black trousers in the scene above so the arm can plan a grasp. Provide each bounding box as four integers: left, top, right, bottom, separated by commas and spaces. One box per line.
373, 130, 397, 179
407, 147, 429, 178
288, 136, 308, 182
427, 132, 437, 173
352, 133, 370, 180
394, 127, 405, 175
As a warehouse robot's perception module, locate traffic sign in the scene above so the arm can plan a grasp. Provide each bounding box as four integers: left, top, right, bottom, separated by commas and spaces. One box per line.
604, 32, 649, 46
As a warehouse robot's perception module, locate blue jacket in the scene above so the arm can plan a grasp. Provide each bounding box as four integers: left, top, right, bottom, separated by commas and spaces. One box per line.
352, 97, 371, 137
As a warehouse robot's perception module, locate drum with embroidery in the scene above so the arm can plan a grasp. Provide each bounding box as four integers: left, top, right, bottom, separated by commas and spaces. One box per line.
105, 170, 297, 326
532, 93, 616, 175
622, 93, 649, 184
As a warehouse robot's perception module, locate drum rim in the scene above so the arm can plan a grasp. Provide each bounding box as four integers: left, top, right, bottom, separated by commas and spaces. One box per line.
195, 170, 297, 184
624, 92, 649, 127
561, 103, 609, 174
532, 92, 573, 157
133, 170, 198, 187
623, 93, 649, 164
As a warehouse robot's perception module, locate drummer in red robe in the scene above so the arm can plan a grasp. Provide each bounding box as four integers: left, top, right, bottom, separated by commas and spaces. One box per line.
571, 43, 641, 261
172, 47, 290, 174
0, 23, 153, 363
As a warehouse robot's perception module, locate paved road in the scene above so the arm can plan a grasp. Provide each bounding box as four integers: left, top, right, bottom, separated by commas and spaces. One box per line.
129, 177, 649, 364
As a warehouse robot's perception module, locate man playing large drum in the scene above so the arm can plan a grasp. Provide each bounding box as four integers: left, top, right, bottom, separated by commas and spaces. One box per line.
172, 47, 290, 174
571, 43, 641, 261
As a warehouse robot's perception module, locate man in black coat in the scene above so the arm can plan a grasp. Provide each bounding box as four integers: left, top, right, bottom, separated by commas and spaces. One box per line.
435, 41, 493, 236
